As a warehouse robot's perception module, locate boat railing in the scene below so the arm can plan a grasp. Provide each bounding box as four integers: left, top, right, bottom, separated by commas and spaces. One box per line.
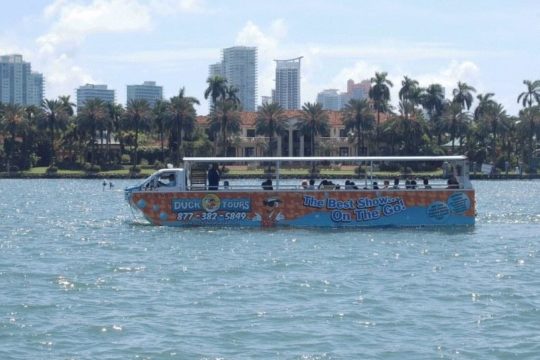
185, 183, 463, 191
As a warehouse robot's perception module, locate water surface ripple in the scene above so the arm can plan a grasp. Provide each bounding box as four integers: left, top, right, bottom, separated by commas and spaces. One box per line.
1, 179, 539, 359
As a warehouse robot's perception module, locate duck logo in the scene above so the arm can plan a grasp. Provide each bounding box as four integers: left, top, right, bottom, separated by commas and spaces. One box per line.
202, 194, 221, 212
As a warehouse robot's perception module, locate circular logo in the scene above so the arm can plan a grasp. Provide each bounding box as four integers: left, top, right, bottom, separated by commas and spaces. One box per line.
427, 201, 450, 222
447, 192, 471, 214
202, 194, 221, 212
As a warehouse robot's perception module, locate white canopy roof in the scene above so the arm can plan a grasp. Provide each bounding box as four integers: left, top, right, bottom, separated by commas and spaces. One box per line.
183, 156, 467, 163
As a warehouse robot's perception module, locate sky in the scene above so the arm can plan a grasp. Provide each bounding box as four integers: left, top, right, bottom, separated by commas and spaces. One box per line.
1, 0, 539, 116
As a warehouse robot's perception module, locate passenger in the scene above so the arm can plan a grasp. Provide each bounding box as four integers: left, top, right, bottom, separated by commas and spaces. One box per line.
301, 180, 309, 189
423, 178, 432, 189
447, 176, 459, 189
405, 178, 412, 189
262, 178, 273, 190
345, 180, 354, 190
167, 173, 176, 187
410, 178, 417, 189
308, 179, 316, 190
318, 179, 335, 190
393, 177, 400, 189
158, 173, 176, 187
223, 180, 230, 189
373, 181, 379, 190
208, 163, 221, 190
383, 180, 390, 189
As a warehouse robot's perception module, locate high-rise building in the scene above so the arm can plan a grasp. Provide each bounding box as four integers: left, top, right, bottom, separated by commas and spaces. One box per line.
221, 46, 257, 111
274, 57, 302, 110
346, 79, 370, 101
0, 54, 44, 106
208, 62, 223, 78
127, 81, 163, 108
316, 89, 343, 111
76, 84, 115, 109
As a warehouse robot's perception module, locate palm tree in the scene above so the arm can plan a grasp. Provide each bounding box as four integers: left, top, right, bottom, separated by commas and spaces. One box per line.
59, 95, 76, 117
107, 102, 124, 160
152, 99, 170, 163
209, 86, 242, 156
486, 102, 507, 162
125, 99, 151, 169
41, 99, 68, 166
342, 99, 375, 156
449, 82, 476, 152
77, 98, 107, 166
369, 72, 393, 150
399, 76, 421, 117
169, 88, 199, 166
204, 75, 228, 112
298, 102, 330, 157
452, 81, 476, 111
256, 102, 286, 157
444, 101, 472, 153
474, 93, 496, 122
421, 84, 446, 145
517, 80, 540, 158
1, 103, 25, 173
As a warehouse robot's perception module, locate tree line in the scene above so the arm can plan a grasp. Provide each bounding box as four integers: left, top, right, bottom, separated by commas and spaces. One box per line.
0, 74, 539, 174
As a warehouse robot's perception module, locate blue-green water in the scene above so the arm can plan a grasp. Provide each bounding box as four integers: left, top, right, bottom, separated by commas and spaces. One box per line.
1, 179, 539, 359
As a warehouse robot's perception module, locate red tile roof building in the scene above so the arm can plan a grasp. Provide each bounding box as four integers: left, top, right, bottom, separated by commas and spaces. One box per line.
196, 110, 389, 157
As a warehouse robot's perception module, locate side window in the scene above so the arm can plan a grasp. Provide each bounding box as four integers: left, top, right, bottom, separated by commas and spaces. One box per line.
158, 172, 176, 186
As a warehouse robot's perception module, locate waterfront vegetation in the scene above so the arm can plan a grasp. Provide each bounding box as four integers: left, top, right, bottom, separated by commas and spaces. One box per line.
1, 74, 539, 177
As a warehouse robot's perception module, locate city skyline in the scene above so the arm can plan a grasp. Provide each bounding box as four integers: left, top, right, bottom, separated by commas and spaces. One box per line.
0, 0, 538, 115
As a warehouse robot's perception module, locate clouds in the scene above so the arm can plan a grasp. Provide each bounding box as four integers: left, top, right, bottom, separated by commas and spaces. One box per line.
2, 1, 528, 115
32, 0, 207, 101
39, 0, 152, 54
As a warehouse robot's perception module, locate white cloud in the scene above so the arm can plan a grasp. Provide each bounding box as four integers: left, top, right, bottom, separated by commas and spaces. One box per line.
415, 60, 480, 95
38, 0, 152, 54
149, 0, 207, 14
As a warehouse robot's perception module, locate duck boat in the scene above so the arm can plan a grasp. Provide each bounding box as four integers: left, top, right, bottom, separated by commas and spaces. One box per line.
125, 156, 475, 228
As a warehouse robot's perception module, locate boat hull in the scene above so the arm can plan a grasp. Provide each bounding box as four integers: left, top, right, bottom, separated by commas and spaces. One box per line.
127, 189, 475, 228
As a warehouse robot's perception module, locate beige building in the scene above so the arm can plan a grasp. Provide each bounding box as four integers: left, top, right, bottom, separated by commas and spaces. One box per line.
197, 110, 389, 157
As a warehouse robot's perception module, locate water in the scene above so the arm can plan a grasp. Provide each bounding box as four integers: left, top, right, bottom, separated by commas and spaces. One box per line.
1, 179, 540, 359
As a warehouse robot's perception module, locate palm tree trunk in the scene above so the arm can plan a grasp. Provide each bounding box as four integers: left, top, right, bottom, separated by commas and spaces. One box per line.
91, 123, 96, 166
50, 118, 55, 166
133, 118, 139, 169
160, 126, 165, 163
176, 116, 182, 167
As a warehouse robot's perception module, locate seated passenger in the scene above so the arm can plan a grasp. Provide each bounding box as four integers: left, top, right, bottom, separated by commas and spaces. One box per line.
393, 177, 400, 189
262, 178, 273, 190
423, 178, 432, 189
410, 178, 417, 189
383, 180, 390, 189
447, 176, 459, 189
308, 179, 316, 190
372, 181, 379, 190
301, 180, 309, 189
318, 179, 335, 190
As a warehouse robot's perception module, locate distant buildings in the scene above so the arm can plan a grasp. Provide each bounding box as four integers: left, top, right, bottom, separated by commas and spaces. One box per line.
208, 62, 223, 78
126, 81, 163, 108
316, 89, 342, 111
0, 54, 44, 106
208, 46, 257, 111
76, 84, 115, 109
274, 57, 302, 110
316, 79, 371, 110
